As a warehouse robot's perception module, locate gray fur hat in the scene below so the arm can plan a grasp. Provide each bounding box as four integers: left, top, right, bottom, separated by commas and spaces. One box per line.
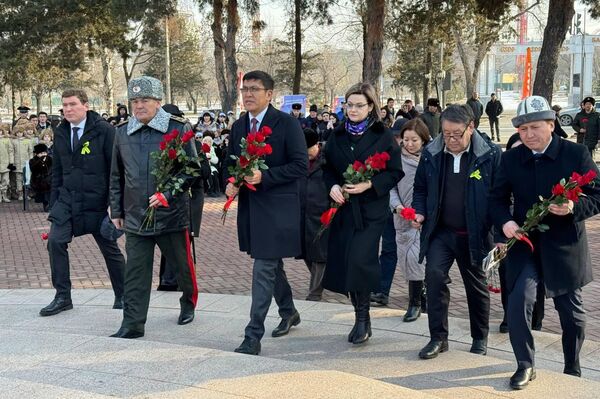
128, 76, 163, 100
512, 96, 555, 128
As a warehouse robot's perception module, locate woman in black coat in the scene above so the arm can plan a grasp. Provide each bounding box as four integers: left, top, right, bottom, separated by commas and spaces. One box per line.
322, 83, 403, 344
29, 143, 52, 211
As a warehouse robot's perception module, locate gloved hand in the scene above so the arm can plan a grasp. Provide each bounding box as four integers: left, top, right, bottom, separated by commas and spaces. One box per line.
7, 164, 16, 171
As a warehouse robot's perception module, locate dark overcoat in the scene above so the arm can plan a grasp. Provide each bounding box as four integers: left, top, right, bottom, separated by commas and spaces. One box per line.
489, 135, 600, 297
225, 104, 308, 259
413, 131, 502, 266
298, 153, 329, 263
49, 111, 114, 237
321, 122, 403, 294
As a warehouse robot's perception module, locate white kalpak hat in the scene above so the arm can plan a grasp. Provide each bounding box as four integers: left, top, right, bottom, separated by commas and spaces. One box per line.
512, 96, 556, 128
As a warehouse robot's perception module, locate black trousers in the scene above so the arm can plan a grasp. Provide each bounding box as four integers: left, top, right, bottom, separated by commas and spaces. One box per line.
159, 187, 204, 288
48, 220, 124, 299
245, 258, 296, 341
122, 230, 198, 332
489, 118, 500, 140
508, 260, 585, 373
425, 227, 490, 341
500, 260, 545, 328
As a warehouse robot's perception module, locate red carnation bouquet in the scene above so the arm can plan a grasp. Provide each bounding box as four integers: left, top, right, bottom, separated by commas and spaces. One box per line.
317, 152, 391, 238
483, 169, 597, 293
399, 207, 417, 221
222, 125, 273, 224
140, 129, 199, 231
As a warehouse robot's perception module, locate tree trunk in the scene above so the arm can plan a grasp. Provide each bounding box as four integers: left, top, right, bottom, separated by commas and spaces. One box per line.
532, 0, 574, 103
187, 90, 198, 114
49, 92, 53, 114
224, 0, 240, 113
211, 0, 229, 112
422, 44, 433, 104
34, 91, 42, 114
293, 0, 302, 94
101, 48, 115, 115
361, 0, 385, 86
11, 85, 15, 122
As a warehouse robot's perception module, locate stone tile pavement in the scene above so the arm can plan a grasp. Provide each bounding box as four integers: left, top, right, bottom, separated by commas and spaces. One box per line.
2, 196, 600, 341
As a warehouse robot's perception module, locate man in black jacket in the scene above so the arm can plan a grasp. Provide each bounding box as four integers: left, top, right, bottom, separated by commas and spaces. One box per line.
489, 96, 600, 389
109, 76, 200, 339
485, 93, 503, 141
225, 70, 307, 355
40, 89, 125, 317
412, 105, 501, 360
466, 92, 483, 129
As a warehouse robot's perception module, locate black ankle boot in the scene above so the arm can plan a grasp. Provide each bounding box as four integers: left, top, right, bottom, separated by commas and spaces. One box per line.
420, 282, 427, 313
348, 292, 358, 342
403, 280, 423, 322
352, 292, 372, 344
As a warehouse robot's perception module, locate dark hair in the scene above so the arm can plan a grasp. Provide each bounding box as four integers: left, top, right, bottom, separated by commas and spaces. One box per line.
440, 104, 474, 127
506, 133, 522, 150
38, 111, 47, 116
28, 115, 38, 120
61, 89, 89, 104
387, 98, 394, 102
400, 118, 431, 145
330, 113, 339, 122
243, 70, 275, 90
344, 82, 381, 122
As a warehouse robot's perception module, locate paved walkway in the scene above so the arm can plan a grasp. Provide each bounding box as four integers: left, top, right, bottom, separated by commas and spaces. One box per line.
3, 198, 600, 341
2, 289, 600, 398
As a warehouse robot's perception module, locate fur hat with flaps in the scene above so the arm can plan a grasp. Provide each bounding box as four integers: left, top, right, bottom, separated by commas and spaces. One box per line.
33, 143, 48, 154
13, 122, 36, 137
39, 127, 54, 141
0, 123, 10, 136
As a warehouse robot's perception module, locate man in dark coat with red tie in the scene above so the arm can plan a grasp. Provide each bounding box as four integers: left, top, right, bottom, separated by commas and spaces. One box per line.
225, 70, 308, 355
489, 95, 600, 390
40, 89, 125, 317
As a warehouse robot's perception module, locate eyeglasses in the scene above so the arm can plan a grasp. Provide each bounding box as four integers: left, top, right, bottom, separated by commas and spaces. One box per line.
346, 102, 369, 110
442, 122, 472, 140
240, 87, 268, 94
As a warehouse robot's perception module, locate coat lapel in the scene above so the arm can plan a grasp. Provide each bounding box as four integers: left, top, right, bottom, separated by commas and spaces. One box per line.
353, 129, 382, 160
335, 130, 356, 164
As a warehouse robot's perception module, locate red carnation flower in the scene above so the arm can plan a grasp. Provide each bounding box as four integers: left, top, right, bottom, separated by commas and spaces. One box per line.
260, 126, 272, 136
255, 132, 265, 143
551, 183, 565, 197
239, 156, 250, 168
566, 186, 583, 202
159, 141, 167, 151
202, 143, 211, 153
352, 161, 366, 173
164, 129, 178, 143
247, 133, 256, 143
263, 144, 273, 155
571, 172, 583, 186
580, 170, 597, 186
168, 148, 177, 160
41, 233, 49, 241
400, 207, 416, 221
320, 207, 338, 226
247, 143, 258, 156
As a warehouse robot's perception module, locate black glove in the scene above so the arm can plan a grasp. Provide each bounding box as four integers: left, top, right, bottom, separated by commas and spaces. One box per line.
7, 164, 16, 171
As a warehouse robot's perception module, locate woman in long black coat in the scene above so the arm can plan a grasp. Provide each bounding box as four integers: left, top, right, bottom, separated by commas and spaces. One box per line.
322, 83, 403, 344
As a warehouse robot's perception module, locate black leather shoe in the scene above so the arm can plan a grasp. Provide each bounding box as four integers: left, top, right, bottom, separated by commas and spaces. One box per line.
418, 340, 448, 359
510, 367, 536, 390
499, 321, 508, 333
564, 363, 581, 377
470, 338, 488, 355
272, 311, 300, 337
39, 297, 73, 317
113, 297, 123, 310
403, 306, 421, 322
178, 310, 195, 325
234, 337, 261, 355
110, 327, 144, 339
370, 292, 389, 306
157, 284, 179, 292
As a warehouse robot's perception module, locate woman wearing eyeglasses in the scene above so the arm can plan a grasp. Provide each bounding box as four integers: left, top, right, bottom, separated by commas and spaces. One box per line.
322, 82, 403, 345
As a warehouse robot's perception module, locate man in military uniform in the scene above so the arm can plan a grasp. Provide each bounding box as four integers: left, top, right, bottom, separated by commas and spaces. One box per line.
13, 105, 30, 127
109, 76, 200, 339
572, 96, 599, 156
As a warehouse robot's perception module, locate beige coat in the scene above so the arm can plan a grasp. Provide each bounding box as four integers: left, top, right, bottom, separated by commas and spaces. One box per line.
0, 137, 14, 171
12, 137, 33, 170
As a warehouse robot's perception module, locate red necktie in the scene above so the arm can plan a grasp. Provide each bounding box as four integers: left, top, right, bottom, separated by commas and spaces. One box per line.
250, 118, 258, 134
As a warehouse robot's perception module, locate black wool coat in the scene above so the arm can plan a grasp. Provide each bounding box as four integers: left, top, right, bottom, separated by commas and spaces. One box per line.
49, 111, 114, 237
489, 135, 600, 297
224, 104, 308, 259
298, 153, 330, 263
321, 122, 403, 294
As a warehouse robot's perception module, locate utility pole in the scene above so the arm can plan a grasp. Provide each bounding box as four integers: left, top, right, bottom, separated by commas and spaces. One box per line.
164, 16, 172, 104
580, 8, 586, 97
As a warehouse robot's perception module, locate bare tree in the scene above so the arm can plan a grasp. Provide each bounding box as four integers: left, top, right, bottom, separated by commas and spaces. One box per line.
359, 0, 385, 86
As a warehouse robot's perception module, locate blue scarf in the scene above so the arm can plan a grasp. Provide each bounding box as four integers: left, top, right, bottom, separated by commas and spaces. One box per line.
345, 117, 372, 136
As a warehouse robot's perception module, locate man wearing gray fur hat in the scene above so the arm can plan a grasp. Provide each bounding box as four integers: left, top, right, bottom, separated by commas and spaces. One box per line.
489, 95, 600, 389
109, 75, 200, 339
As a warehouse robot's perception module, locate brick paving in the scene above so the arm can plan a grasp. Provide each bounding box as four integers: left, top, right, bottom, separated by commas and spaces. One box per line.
3, 197, 600, 341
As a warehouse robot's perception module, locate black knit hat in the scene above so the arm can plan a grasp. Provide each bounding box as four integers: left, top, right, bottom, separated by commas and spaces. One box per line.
33, 143, 48, 154
304, 128, 319, 148
309, 104, 318, 112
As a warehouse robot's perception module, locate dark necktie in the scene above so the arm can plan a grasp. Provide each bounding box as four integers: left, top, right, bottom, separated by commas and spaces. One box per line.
250, 118, 258, 134
72, 127, 80, 151
533, 153, 543, 160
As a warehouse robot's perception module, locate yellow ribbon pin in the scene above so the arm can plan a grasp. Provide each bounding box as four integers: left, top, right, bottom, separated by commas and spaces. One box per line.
81, 141, 91, 155
470, 169, 482, 180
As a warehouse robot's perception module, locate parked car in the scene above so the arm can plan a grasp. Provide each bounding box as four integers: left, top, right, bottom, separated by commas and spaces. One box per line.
559, 102, 600, 126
